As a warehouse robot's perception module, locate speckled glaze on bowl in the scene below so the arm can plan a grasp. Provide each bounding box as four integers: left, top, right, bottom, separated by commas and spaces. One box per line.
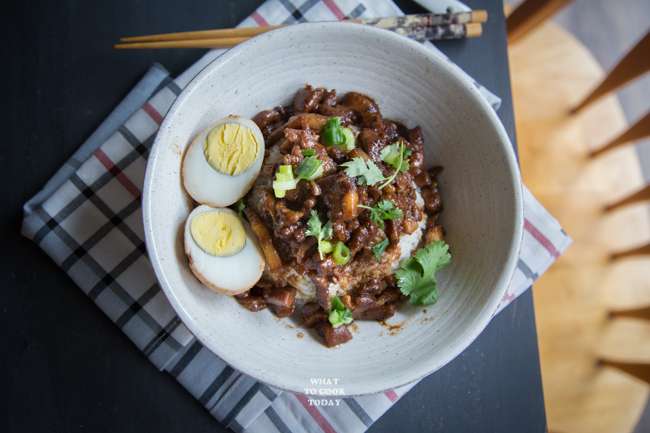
143, 22, 524, 396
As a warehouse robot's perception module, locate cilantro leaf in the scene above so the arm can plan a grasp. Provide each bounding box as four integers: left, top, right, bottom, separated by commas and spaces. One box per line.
340, 157, 385, 186
376, 200, 404, 220
342, 142, 411, 189
328, 296, 353, 328
330, 296, 346, 310
372, 238, 390, 260
379, 142, 409, 189
380, 141, 411, 172
379, 144, 398, 164
305, 210, 333, 260
395, 241, 451, 306
357, 204, 383, 226
358, 199, 404, 229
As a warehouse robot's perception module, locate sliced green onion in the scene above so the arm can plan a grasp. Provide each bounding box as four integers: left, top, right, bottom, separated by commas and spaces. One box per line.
272, 179, 298, 190
273, 158, 324, 198
329, 309, 353, 328
273, 165, 295, 198
332, 241, 351, 265
302, 149, 315, 156
294, 156, 323, 181
322, 126, 345, 147
324, 117, 341, 130
307, 164, 324, 181
328, 296, 353, 328
340, 128, 356, 152
273, 186, 287, 198
322, 116, 355, 152
320, 240, 335, 254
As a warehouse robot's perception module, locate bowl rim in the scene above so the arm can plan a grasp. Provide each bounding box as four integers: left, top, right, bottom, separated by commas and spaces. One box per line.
143, 21, 525, 396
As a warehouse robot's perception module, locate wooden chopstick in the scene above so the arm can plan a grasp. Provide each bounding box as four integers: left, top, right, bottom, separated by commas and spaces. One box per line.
115, 11, 487, 50
115, 37, 251, 50
119, 11, 486, 43
120, 25, 287, 43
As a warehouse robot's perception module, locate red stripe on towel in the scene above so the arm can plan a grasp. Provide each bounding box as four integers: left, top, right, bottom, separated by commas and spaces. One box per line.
524, 219, 560, 259
323, 0, 346, 20
250, 10, 270, 27
295, 394, 337, 433
384, 390, 399, 403
94, 149, 141, 200
142, 102, 163, 125
502, 291, 516, 303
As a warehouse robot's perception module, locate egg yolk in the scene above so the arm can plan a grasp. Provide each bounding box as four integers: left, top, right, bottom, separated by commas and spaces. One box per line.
190, 211, 246, 257
203, 122, 259, 176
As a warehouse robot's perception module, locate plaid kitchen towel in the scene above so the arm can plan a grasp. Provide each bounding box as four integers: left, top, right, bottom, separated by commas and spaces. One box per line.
21, 0, 572, 432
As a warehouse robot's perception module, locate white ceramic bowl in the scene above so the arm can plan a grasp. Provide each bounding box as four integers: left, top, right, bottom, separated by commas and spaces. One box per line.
143, 22, 523, 396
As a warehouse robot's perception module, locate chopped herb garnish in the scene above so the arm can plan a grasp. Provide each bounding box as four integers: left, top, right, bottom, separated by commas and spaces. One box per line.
294, 155, 324, 180
340, 157, 386, 186
323, 117, 340, 130
302, 149, 315, 156
378, 141, 408, 189
332, 241, 351, 265
305, 210, 333, 260
357, 199, 404, 229
230, 198, 245, 217
395, 241, 451, 306
272, 156, 323, 198
272, 165, 294, 198
322, 117, 355, 152
320, 240, 335, 254
328, 297, 353, 328
372, 238, 390, 260
380, 141, 412, 173
340, 128, 356, 152
342, 141, 409, 189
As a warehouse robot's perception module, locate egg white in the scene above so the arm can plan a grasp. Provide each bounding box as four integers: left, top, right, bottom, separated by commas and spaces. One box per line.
182, 115, 264, 207
184, 205, 265, 295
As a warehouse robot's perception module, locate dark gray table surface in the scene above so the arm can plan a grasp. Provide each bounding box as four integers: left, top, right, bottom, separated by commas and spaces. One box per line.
1, 0, 546, 431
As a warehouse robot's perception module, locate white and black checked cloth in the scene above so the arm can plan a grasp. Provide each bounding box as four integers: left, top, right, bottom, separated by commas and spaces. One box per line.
21, 1, 573, 431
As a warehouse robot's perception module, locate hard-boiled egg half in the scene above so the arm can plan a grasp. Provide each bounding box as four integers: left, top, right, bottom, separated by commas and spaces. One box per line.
182, 115, 264, 207
184, 205, 265, 295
